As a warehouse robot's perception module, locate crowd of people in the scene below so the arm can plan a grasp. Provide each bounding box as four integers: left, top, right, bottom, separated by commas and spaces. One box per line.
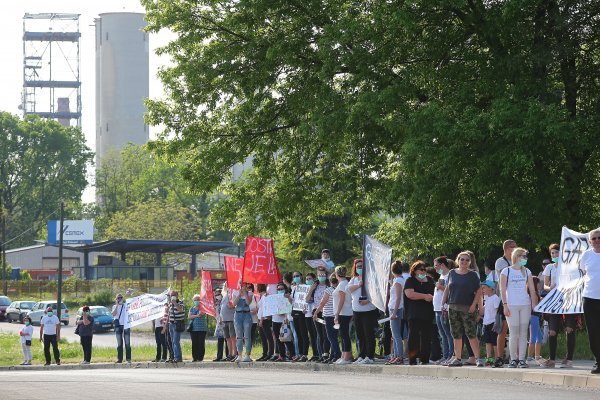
17, 233, 600, 376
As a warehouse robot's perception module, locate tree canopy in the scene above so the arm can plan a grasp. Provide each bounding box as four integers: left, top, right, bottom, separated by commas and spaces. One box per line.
142, 0, 599, 257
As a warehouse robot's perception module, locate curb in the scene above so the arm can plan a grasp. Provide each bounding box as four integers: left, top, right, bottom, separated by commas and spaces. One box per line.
2, 361, 599, 389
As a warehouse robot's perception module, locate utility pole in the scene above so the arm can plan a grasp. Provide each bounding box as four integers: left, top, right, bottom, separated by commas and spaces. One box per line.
1, 192, 6, 296
57, 202, 64, 319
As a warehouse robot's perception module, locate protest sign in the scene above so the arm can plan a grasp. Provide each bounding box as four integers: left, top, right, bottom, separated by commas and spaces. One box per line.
262, 294, 292, 316
292, 284, 311, 312
242, 236, 281, 284
125, 288, 170, 329
362, 235, 393, 312
224, 255, 244, 290
535, 226, 597, 314
305, 259, 326, 269
199, 270, 216, 317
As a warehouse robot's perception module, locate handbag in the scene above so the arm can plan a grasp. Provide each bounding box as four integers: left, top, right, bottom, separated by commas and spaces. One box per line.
186, 320, 194, 333
175, 319, 185, 332
25, 340, 32, 346
279, 322, 292, 342
74, 323, 80, 335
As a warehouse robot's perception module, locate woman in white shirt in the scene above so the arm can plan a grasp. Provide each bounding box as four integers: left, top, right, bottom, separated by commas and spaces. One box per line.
332, 266, 354, 364
19, 316, 34, 365
313, 273, 340, 363
348, 259, 378, 364
387, 260, 405, 365
500, 247, 538, 368
581, 228, 600, 375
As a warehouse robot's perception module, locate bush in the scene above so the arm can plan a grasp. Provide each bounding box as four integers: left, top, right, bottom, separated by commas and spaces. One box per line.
83, 289, 115, 307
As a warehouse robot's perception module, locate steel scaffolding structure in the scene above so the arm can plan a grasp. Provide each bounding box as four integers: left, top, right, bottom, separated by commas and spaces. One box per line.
22, 13, 81, 127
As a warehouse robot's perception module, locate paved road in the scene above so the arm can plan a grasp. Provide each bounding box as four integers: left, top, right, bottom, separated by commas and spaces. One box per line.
0, 368, 597, 400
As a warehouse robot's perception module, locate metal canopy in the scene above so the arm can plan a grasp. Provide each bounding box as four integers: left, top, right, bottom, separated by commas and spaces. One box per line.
58, 239, 236, 255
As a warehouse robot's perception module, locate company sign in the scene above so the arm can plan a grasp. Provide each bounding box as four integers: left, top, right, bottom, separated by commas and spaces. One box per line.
47, 220, 94, 245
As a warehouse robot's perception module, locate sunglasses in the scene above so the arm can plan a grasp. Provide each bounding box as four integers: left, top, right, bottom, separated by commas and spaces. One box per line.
458, 258, 470, 262
591, 237, 600, 241
293, 275, 301, 278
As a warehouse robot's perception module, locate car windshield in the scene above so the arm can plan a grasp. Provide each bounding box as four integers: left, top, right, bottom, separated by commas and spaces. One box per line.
90, 308, 111, 317
20, 302, 35, 309
0, 298, 11, 306
47, 303, 67, 309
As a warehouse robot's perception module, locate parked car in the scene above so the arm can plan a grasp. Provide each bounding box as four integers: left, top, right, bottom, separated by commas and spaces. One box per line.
0, 296, 12, 321
5, 301, 36, 323
76, 306, 114, 332
27, 301, 70, 325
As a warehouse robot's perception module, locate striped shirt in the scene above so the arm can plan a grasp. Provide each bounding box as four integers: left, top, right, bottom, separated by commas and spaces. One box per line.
323, 287, 335, 317
313, 284, 327, 307
168, 301, 185, 322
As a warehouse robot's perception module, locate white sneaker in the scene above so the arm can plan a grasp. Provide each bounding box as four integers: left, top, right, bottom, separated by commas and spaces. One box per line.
80, 361, 90, 365
243, 355, 252, 362
234, 356, 242, 363
353, 357, 364, 364
337, 359, 352, 365
361, 357, 373, 364
335, 358, 344, 364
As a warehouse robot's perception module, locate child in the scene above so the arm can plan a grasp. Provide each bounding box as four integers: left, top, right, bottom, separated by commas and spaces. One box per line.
527, 276, 545, 365
480, 281, 500, 366
19, 316, 34, 365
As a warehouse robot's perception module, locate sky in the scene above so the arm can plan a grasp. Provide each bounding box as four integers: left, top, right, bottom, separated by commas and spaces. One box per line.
0, 0, 173, 203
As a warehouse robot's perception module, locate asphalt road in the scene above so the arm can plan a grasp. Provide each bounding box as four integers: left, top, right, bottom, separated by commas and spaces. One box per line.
0, 368, 597, 400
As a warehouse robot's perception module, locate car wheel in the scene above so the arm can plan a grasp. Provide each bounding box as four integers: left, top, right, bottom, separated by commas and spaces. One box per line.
63, 321, 68, 326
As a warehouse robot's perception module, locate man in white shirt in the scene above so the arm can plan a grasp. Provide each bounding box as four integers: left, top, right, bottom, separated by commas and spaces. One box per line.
321, 249, 335, 273
493, 239, 517, 368
112, 293, 131, 363
40, 306, 61, 366
581, 228, 600, 374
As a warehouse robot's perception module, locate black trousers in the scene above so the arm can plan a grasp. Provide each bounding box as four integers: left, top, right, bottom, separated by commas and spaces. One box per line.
259, 319, 274, 357
154, 327, 167, 360
306, 316, 318, 356
314, 312, 330, 356
354, 309, 378, 359
190, 331, 207, 361
216, 337, 227, 360
80, 335, 93, 362
407, 319, 432, 364
43, 334, 60, 364
430, 323, 442, 361
292, 313, 310, 355
272, 321, 295, 357
584, 297, 600, 363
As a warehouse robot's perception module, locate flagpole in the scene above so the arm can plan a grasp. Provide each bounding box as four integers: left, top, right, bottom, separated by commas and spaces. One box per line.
360, 234, 367, 300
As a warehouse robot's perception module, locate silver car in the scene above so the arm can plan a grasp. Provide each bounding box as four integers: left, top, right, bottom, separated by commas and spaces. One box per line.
5, 301, 36, 323
27, 301, 70, 325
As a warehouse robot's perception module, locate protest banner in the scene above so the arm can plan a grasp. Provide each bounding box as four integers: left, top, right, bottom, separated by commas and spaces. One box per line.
199, 270, 216, 317
292, 284, 311, 312
242, 236, 281, 284
125, 288, 170, 329
262, 294, 292, 317
224, 255, 244, 290
535, 226, 598, 314
362, 235, 393, 312
305, 259, 326, 269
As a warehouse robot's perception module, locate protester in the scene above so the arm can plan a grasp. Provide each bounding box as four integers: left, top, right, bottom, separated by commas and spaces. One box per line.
313, 273, 340, 363
580, 228, 600, 374
257, 284, 274, 361
500, 247, 538, 368
348, 259, 378, 364
189, 294, 208, 362
233, 282, 254, 362
527, 277, 545, 365
152, 312, 168, 362
433, 256, 453, 364
19, 316, 33, 365
303, 272, 319, 361
332, 266, 354, 364
387, 260, 406, 365
213, 287, 228, 362
272, 283, 295, 361
480, 281, 500, 366
248, 283, 259, 348
404, 260, 435, 365
321, 249, 335, 272
112, 293, 131, 364
40, 306, 61, 366
167, 291, 185, 363
494, 239, 517, 367
220, 286, 237, 361
427, 266, 443, 362
76, 305, 94, 364
441, 252, 483, 367
291, 271, 310, 362
308, 267, 331, 361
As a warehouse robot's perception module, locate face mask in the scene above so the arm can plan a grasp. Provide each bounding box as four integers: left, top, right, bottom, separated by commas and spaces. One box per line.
417, 274, 427, 280
519, 259, 527, 267
47, 312, 53, 317
293, 277, 301, 284
277, 290, 285, 295
25, 321, 30, 326
356, 268, 363, 276
322, 256, 329, 261
171, 296, 178, 301
437, 268, 444, 274
318, 276, 326, 283
552, 257, 559, 263
194, 301, 200, 306
306, 279, 314, 285
215, 295, 222, 301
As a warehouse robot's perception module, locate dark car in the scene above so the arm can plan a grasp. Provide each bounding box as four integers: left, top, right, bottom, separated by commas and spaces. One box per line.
5, 300, 36, 323
76, 306, 114, 332
0, 296, 12, 321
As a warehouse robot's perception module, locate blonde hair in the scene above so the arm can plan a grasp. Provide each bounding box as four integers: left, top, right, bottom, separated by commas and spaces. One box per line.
335, 265, 347, 277
455, 251, 471, 266
511, 247, 528, 266
589, 229, 600, 240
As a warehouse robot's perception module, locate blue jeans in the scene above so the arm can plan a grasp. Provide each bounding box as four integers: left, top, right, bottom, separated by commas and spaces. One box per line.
390, 308, 405, 358
529, 314, 543, 344
234, 311, 253, 354
168, 324, 182, 361
324, 316, 341, 359
290, 319, 300, 356
115, 325, 131, 362
436, 311, 454, 359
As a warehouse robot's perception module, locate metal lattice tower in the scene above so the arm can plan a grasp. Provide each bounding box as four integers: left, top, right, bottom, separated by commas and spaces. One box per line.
22, 13, 81, 127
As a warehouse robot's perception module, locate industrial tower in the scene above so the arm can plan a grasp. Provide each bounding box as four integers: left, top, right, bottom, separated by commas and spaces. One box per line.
21, 13, 82, 127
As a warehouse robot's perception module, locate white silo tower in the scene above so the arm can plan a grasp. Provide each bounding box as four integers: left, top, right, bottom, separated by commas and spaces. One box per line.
95, 12, 149, 168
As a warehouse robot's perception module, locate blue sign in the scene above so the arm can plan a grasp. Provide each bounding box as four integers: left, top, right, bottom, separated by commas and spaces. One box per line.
47, 220, 94, 245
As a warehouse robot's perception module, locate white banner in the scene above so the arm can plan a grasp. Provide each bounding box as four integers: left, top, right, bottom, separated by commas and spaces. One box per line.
262, 294, 292, 317
534, 226, 596, 314
363, 235, 393, 312
125, 289, 170, 329
292, 284, 311, 312
47, 219, 94, 245
304, 259, 326, 269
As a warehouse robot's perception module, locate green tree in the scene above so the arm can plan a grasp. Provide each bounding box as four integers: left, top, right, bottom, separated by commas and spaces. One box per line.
0, 112, 92, 248
142, 0, 599, 257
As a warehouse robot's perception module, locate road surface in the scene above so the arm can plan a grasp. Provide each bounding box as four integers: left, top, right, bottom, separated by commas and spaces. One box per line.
0, 368, 597, 400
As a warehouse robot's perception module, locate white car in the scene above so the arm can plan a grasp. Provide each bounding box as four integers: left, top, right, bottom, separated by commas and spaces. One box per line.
27, 301, 70, 326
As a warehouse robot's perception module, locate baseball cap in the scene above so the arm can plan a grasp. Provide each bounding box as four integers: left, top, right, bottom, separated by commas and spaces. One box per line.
482, 280, 495, 290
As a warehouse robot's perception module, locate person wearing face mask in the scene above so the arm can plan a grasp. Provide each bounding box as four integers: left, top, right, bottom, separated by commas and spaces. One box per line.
19, 316, 34, 365
348, 259, 378, 364
212, 288, 229, 362
303, 272, 319, 360
112, 293, 131, 363
256, 284, 274, 361
313, 273, 341, 363
40, 306, 61, 366
387, 260, 406, 365
168, 291, 186, 363
500, 247, 538, 368
233, 281, 254, 362
272, 283, 296, 361
321, 249, 335, 273
76, 305, 94, 364
188, 294, 208, 362
291, 271, 310, 362
307, 267, 330, 361
404, 261, 435, 365
432, 256, 453, 365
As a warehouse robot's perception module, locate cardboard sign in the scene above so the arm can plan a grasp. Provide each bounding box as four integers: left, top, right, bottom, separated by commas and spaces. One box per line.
242, 236, 281, 284
262, 294, 292, 316
292, 284, 311, 312
363, 235, 393, 312
224, 256, 244, 290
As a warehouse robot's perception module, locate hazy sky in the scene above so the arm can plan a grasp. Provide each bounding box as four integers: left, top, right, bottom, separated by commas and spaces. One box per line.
0, 0, 173, 203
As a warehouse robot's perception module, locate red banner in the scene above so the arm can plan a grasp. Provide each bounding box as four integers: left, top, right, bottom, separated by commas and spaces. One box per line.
224, 255, 244, 290
199, 270, 216, 317
242, 236, 281, 284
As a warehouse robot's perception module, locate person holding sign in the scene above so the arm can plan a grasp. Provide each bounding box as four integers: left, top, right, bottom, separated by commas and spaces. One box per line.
303, 273, 319, 360
233, 282, 254, 362
111, 293, 130, 364
348, 259, 378, 364
272, 283, 295, 361
291, 271, 310, 362
321, 249, 335, 273
581, 228, 600, 374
